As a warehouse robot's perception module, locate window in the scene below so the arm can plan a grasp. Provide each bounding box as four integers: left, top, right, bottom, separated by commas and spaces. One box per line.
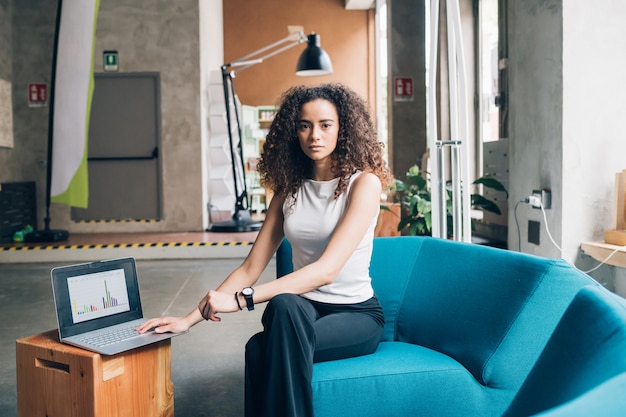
478, 0, 499, 143
375, 0, 389, 162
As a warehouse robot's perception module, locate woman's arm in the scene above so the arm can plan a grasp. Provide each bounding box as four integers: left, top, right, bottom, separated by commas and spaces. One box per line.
137, 193, 287, 332
249, 172, 382, 304
214, 193, 287, 294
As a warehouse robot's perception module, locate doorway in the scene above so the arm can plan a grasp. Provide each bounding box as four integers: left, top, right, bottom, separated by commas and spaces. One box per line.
71, 73, 162, 222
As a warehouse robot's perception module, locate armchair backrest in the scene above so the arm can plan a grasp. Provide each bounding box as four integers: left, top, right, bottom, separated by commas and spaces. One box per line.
503, 286, 626, 417
373, 237, 598, 387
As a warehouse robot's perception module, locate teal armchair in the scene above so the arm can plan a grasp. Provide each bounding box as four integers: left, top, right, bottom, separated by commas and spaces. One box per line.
276, 236, 626, 416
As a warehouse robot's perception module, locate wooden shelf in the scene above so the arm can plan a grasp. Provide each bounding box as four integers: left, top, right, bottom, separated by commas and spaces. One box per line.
581, 241, 626, 268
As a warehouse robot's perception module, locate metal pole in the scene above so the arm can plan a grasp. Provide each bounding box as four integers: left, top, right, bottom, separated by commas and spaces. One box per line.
448, 0, 472, 242
428, 0, 441, 238
436, 141, 447, 238
451, 141, 462, 241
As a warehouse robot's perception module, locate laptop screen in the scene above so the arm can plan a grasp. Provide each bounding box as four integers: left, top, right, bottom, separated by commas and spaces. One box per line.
52, 257, 144, 338
67, 268, 131, 324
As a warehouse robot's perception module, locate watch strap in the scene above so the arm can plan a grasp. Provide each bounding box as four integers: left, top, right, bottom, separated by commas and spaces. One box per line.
235, 292, 243, 311
243, 288, 254, 311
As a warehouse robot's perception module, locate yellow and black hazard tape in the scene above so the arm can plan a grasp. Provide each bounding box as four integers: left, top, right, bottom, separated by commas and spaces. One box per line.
74, 218, 161, 224
0, 241, 253, 251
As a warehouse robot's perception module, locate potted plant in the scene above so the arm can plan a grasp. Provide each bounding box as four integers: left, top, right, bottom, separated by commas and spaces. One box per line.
387, 164, 508, 237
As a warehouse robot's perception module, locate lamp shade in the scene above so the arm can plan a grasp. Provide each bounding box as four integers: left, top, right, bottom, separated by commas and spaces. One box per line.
296, 33, 333, 76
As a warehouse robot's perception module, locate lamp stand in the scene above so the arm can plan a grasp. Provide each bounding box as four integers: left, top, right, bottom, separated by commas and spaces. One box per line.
208, 29, 331, 233
209, 66, 262, 233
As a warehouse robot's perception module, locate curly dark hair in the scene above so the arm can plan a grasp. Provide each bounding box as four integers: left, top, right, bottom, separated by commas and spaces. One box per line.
257, 83, 393, 200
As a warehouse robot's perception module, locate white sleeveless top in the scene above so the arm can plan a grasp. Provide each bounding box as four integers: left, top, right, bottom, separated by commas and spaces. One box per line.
282, 172, 378, 304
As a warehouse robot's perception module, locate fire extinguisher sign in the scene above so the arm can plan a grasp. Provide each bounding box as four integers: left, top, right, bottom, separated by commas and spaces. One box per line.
393, 77, 414, 102
28, 83, 48, 108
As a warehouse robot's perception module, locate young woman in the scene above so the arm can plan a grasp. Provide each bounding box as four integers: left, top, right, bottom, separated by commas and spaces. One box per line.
138, 83, 393, 417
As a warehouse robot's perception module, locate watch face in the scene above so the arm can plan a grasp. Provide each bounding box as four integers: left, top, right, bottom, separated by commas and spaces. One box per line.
242, 287, 254, 296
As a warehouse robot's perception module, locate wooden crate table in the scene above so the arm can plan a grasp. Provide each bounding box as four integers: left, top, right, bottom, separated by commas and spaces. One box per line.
16, 329, 173, 417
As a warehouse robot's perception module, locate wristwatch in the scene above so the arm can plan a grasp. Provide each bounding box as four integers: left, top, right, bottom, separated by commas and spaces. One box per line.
242, 287, 255, 311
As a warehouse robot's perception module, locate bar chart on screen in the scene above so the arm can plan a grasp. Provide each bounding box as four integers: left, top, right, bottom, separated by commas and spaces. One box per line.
68, 268, 130, 323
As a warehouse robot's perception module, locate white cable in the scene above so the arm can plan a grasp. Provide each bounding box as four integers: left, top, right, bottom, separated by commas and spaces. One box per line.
582, 248, 623, 274
538, 202, 563, 259
521, 197, 625, 274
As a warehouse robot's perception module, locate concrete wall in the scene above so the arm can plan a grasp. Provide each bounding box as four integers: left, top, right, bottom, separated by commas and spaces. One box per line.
388, 0, 427, 177
73, 0, 203, 233
3, 0, 57, 204
507, 0, 564, 257
508, 0, 626, 293
86, 0, 204, 231
0, 0, 12, 150
2, 0, 208, 233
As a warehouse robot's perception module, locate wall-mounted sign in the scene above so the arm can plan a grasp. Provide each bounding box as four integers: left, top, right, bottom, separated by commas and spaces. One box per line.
103, 50, 119, 71
394, 77, 414, 102
28, 83, 48, 107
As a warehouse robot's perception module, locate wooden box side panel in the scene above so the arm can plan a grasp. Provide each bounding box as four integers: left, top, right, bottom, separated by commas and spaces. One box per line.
95, 340, 174, 417
16, 332, 98, 417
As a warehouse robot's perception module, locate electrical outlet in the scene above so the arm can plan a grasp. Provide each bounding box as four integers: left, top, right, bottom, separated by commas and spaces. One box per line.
531, 189, 552, 209
528, 220, 540, 245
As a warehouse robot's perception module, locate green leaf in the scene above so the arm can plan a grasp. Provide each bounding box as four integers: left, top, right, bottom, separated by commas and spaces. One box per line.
471, 194, 502, 215
424, 211, 432, 231
417, 198, 431, 215
408, 164, 421, 176
473, 176, 509, 198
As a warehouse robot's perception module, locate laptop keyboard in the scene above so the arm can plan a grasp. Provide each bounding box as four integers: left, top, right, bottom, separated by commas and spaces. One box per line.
80, 325, 140, 347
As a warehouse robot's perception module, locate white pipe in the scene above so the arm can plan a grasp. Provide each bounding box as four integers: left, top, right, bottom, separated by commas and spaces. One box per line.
428, 0, 442, 238
451, 142, 462, 241
447, 0, 472, 242
445, 3, 461, 240
447, 4, 459, 148
436, 141, 447, 236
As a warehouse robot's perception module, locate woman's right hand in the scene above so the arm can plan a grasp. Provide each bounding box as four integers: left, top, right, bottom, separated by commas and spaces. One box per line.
137, 315, 194, 335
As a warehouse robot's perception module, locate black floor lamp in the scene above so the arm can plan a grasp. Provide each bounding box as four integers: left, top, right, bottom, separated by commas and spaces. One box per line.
209, 30, 333, 232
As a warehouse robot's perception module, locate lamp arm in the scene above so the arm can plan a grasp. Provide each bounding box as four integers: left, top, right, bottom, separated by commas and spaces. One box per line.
233, 31, 305, 63
225, 31, 307, 75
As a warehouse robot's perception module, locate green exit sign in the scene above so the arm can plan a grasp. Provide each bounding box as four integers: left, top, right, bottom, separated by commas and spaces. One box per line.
103, 50, 118, 71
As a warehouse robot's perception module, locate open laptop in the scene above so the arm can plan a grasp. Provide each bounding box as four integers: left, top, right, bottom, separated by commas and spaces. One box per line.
51, 257, 183, 355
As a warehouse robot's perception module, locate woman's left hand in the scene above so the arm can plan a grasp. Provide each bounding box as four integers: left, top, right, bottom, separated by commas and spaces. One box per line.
198, 290, 240, 321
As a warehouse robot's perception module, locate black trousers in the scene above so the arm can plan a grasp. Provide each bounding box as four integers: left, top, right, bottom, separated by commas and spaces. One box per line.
244, 294, 384, 417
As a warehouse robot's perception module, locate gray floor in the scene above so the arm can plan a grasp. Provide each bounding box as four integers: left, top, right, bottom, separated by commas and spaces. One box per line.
0, 257, 275, 417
